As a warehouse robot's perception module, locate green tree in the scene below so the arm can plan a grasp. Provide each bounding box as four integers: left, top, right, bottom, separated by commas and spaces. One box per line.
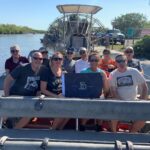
134, 35, 150, 59
112, 13, 147, 37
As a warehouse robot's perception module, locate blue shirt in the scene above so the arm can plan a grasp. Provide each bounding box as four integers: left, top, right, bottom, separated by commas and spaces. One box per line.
81, 68, 104, 73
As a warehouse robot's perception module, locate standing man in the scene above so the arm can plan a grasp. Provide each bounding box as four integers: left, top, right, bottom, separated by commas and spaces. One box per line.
75, 47, 89, 73
4, 52, 43, 128
124, 46, 143, 73
5, 44, 29, 75
109, 54, 148, 133
63, 47, 76, 73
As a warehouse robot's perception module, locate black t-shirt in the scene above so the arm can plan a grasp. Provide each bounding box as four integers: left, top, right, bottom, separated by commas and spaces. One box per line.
42, 58, 49, 68
40, 67, 62, 95
127, 59, 142, 72
10, 63, 42, 96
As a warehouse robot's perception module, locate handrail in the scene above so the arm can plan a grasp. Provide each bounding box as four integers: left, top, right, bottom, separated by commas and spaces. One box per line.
0, 97, 150, 121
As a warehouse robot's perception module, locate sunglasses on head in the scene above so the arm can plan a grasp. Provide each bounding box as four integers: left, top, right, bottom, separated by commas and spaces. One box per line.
52, 57, 63, 61
11, 50, 19, 53
116, 59, 126, 63
125, 50, 133, 54
67, 51, 73, 55
89, 59, 99, 62
33, 57, 43, 61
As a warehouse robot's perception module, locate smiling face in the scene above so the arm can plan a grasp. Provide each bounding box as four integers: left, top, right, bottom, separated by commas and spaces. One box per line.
51, 52, 63, 68
89, 54, 100, 70
115, 55, 127, 70
10, 45, 20, 59
31, 52, 43, 68
124, 47, 134, 60
66, 51, 74, 60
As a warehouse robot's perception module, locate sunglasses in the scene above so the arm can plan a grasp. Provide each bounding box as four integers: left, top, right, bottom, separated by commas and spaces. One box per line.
125, 51, 133, 54
41, 51, 48, 54
116, 59, 126, 63
80, 51, 86, 55
103, 52, 110, 55
67, 52, 73, 55
11, 50, 19, 53
89, 59, 99, 62
52, 57, 63, 61
33, 57, 43, 61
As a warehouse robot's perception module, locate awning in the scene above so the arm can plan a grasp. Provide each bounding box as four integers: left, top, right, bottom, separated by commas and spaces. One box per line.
57, 4, 102, 14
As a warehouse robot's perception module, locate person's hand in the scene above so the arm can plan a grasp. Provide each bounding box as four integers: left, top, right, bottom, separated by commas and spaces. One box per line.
108, 64, 115, 69
57, 94, 65, 98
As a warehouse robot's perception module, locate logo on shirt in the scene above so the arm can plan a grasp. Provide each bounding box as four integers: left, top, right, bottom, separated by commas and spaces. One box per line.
24, 76, 40, 91
117, 75, 133, 87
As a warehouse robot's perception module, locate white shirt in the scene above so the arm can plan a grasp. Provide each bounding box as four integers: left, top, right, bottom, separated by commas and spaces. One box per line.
75, 59, 89, 73
109, 67, 145, 100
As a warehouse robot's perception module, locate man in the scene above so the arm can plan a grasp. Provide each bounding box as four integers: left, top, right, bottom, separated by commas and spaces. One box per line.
75, 47, 89, 73
63, 47, 76, 73
4, 52, 43, 128
5, 44, 29, 75
39, 47, 49, 67
124, 46, 143, 73
109, 54, 148, 133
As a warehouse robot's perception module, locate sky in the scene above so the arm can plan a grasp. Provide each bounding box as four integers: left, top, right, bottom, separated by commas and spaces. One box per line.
0, 0, 150, 30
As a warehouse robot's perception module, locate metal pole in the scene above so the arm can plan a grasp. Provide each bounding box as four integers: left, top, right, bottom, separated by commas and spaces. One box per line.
2, 139, 150, 150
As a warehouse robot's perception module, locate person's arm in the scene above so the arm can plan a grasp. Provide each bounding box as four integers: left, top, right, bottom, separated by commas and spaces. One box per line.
138, 82, 148, 100
5, 69, 10, 76
101, 71, 109, 98
110, 86, 122, 100
4, 74, 14, 96
40, 81, 62, 98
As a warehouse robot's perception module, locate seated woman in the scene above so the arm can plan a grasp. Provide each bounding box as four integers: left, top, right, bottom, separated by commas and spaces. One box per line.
99, 49, 116, 77
80, 53, 109, 131
40, 52, 69, 130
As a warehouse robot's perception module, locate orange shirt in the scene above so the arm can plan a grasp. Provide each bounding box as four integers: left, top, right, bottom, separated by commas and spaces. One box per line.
99, 58, 116, 77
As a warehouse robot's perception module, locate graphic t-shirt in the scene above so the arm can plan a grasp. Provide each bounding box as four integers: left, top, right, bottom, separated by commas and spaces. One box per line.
40, 67, 62, 95
109, 67, 145, 100
10, 63, 41, 96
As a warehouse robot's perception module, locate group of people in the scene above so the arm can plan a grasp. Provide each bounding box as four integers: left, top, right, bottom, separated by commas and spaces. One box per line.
3, 44, 148, 133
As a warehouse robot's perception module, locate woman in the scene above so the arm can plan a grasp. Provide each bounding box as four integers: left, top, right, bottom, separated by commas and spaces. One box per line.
81, 53, 109, 96
40, 52, 68, 129
80, 52, 109, 131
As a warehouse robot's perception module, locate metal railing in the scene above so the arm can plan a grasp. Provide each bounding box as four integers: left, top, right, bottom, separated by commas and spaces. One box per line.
0, 96, 150, 149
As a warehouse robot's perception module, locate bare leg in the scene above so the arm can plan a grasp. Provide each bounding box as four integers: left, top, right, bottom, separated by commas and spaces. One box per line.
52, 118, 69, 130
111, 120, 118, 132
14, 117, 31, 129
130, 121, 145, 133
80, 119, 88, 125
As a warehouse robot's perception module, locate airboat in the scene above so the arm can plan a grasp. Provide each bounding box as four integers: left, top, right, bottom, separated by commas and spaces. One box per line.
41, 4, 105, 53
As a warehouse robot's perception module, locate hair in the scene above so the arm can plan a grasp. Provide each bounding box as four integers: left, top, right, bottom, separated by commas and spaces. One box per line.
88, 53, 100, 61
115, 54, 127, 61
49, 51, 63, 66
103, 49, 110, 54
124, 46, 134, 52
10, 44, 20, 51
79, 47, 87, 52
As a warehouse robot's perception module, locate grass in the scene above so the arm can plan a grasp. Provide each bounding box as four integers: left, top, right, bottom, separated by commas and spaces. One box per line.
108, 44, 125, 52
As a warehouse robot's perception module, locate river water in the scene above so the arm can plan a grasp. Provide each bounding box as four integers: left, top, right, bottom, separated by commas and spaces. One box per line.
0, 34, 44, 75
